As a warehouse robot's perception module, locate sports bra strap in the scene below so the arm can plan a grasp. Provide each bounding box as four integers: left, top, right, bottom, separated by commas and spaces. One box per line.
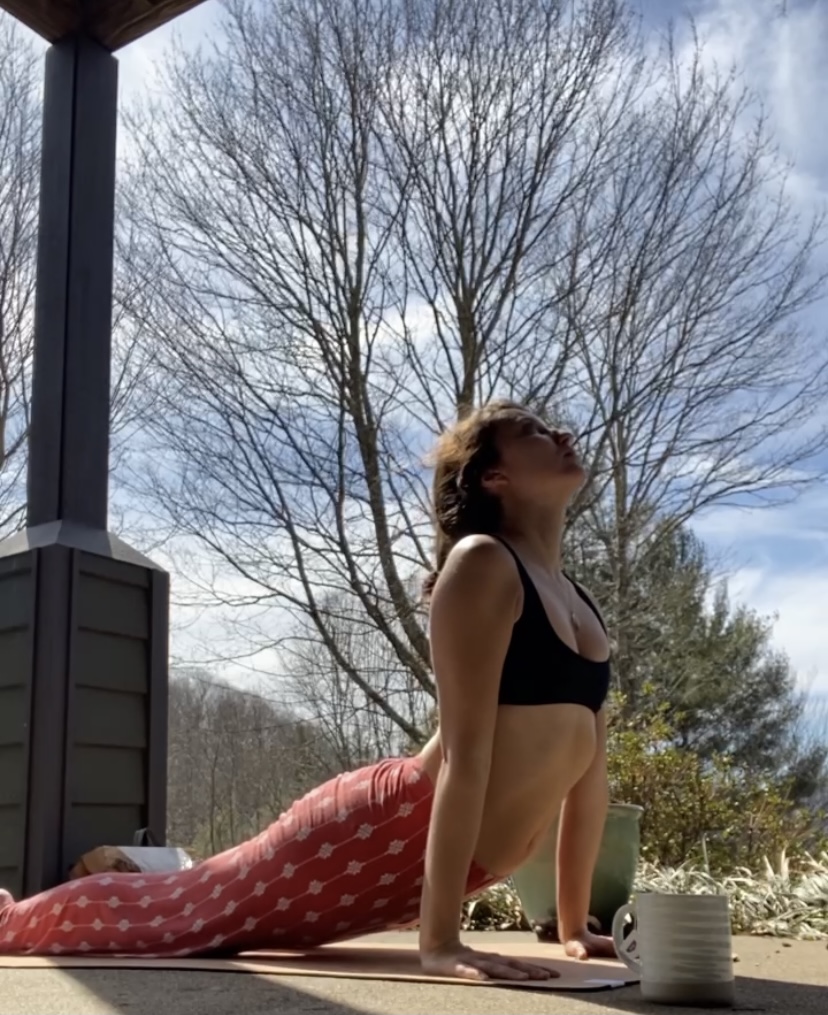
565, 574, 608, 633
491, 535, 607, 633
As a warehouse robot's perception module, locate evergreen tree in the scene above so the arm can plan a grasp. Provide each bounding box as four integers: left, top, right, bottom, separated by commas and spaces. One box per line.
569, 520, 826, 800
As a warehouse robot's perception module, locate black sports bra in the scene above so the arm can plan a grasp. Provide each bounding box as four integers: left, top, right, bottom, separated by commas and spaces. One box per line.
493, 537, 611, 713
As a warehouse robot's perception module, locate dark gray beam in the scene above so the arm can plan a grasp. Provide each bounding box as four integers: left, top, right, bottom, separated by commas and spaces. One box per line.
90, 0, 211, 51
26, 34, 118, 530
0, 1, 70, 42
0, 1, 209, 51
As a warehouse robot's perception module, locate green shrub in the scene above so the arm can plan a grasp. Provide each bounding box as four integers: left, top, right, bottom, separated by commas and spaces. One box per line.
606, 698, 826, 874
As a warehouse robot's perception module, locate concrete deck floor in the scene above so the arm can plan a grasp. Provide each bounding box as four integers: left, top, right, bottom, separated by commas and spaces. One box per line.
2, 932, 826, 1014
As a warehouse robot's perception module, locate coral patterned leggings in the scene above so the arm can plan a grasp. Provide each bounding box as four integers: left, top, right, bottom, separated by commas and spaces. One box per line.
0, 755, 496, 956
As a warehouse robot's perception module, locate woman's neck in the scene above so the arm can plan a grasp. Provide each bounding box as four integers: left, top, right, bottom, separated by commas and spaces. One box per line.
499, 505, 567, 573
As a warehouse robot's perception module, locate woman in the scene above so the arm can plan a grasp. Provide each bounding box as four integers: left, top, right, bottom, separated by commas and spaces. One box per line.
0, 400, 613, 982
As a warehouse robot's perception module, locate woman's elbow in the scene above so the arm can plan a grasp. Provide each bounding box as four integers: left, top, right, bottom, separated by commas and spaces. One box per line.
439, 747, 492, 788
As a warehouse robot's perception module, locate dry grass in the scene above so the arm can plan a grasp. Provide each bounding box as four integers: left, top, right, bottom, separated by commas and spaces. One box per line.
636, 850, 828, 940
463, 850, 828, 940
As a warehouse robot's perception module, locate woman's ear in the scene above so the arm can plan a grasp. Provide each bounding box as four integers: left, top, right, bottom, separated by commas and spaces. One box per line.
481, 467, 508, 495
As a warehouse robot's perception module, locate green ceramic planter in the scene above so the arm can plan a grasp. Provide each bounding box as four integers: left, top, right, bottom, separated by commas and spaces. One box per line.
511, 803, 644, 938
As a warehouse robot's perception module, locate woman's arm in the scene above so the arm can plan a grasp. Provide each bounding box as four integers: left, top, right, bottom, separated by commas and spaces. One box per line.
556, 706, 613, 957
418, 536, 518, 955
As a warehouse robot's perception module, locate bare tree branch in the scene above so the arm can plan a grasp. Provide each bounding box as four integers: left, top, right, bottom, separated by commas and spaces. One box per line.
116, 0, 828, 736
0, 18, 40, 535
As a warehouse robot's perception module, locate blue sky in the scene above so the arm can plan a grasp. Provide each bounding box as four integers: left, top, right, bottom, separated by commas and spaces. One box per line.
649, 0, 828, 703
14, 0, 828, 700
115, 0, 828, 699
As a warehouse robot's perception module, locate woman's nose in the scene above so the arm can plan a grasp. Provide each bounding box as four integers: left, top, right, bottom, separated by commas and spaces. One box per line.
552, 429, 574, 446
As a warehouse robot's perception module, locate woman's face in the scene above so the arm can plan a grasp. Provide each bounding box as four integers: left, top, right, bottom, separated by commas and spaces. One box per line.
483, 413, 586, 505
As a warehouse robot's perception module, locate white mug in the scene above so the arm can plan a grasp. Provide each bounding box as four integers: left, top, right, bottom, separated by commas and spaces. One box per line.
611, 892, 735, 1007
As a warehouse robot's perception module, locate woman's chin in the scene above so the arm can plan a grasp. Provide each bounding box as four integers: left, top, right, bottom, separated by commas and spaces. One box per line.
561, 462, 587, 484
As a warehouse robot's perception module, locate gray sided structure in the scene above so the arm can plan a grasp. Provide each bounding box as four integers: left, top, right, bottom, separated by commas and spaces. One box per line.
0, 0, 207, 897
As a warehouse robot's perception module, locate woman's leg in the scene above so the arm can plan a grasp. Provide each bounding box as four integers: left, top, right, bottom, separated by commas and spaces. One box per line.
0, 755, 449, 956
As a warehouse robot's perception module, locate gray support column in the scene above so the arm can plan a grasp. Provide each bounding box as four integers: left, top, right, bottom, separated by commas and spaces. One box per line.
27, 34, 118, 530
0, 33, 170, 898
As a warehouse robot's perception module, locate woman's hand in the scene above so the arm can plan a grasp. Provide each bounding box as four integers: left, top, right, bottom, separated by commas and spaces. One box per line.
421, 943, 560, 981
562, 929, 617, 961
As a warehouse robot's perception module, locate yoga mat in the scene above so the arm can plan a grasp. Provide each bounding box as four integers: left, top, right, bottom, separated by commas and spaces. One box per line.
0, 940, 637, 991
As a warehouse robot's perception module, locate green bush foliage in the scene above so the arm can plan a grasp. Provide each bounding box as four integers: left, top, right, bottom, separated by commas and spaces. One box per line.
606, 694, 827, 874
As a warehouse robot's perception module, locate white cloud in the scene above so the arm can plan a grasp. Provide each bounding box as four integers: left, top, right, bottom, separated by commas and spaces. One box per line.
693, 493, 828, 555
117, 1, 221, 100
685, 0, 828, 202
726, 564, 828, 695
693, 485, 828, 695
675, 0, 828, 699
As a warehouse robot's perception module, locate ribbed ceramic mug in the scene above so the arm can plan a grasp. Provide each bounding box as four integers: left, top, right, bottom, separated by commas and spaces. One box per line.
611, 893, 735, 1007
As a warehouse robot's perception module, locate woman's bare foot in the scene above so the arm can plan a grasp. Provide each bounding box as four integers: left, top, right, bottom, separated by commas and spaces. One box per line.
562, 929, 617, 960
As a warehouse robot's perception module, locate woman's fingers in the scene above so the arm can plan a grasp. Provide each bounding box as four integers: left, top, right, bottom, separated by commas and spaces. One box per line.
460, 958, 529, 980
452, 961, 492, 981
458, 952, 559, 981
509, 957, 560, 979
485, 952, 559, 979
423, 945, 561, 983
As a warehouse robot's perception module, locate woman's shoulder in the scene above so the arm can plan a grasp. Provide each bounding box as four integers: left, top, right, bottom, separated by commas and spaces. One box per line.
429, 535, 521, 610
429, 535, 522, 635
444, 533, 516, 574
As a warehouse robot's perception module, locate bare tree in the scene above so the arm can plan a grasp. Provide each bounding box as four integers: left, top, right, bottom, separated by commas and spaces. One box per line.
0, 18, 40, 535
167, 669, 342, 854
557, 38, 828, 699
285, 591, 433, 756
117, 0, 827, 736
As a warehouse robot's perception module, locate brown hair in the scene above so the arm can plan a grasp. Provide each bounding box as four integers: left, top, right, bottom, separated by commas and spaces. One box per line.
422, 400, 529, 598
